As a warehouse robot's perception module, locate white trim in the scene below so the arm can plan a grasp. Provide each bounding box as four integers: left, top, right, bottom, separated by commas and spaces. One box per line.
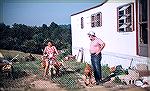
119, 4, 130, 11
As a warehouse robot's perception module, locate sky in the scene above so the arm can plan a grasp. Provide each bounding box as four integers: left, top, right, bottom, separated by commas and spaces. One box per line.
1, 0, 105, 26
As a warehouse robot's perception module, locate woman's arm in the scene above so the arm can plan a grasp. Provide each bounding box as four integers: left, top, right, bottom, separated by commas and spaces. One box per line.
53, 46, 59, 55
43, 46, 47, 55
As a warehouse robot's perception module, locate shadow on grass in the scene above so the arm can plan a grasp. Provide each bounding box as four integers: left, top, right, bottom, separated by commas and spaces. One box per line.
12, 70, 29, 79
0, 70, 29, 88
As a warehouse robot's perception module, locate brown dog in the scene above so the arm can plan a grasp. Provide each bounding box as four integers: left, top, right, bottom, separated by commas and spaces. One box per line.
51, 61, 63, 77
41, 54, 64, 77
82, 63, 94, 86
41, 55, 47, 68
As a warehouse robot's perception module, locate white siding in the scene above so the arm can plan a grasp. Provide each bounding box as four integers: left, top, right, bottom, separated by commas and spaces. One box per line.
71, 1, 137, 65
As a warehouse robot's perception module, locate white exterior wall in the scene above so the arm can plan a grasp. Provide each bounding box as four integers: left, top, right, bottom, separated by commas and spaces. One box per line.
71, 0, 150, 68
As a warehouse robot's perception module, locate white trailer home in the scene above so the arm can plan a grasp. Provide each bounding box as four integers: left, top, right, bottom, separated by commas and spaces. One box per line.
71, 0, 150, 69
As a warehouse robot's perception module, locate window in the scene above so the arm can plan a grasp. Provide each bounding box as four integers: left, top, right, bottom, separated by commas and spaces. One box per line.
91, 12, 102, 28
139, 0, 148, 44
81, 17, 84, 29
96, 12, 102, 27
117, 3, 134, 32
91, 15, 95, 27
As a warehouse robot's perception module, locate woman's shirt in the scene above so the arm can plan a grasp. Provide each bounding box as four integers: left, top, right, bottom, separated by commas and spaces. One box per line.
43, 46, 57, 59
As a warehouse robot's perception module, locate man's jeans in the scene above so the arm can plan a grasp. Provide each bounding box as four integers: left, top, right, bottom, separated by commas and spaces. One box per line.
91, 52, 102, 83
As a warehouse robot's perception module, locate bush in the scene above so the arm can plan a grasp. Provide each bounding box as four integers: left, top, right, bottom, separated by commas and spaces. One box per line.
102, 64, 111, 78
112, 76, 122, 84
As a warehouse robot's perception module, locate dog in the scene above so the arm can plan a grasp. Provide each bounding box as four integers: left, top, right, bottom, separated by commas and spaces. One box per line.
49, 60, 64, 78
41, 54, 48, 68
82, 63, 95, 86
41, 54, 64, 77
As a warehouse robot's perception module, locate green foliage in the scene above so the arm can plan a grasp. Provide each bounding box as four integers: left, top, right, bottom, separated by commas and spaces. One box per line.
57, 49, 70, 61
102, 64, 111, 78
32, 33, 45, 44
52, 61, 86, 89
52, 73, 78, 89
0, 22, 71, 54
114, 65, 127, 75
13, 60, 41, 74
64, 61, 86, 74
112, 76, 122, 84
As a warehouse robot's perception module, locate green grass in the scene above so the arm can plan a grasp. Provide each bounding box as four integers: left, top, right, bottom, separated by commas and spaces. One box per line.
52, 73, 78, 88
13, 58, 86, 89
13, 59, 41, 75
51, 61, 86, 89
101, 64, 111, 78
63, 61, 86, 74
1, 50, 87, 89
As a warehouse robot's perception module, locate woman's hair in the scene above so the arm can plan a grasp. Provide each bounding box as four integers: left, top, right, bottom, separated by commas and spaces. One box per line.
43, 39, 54, 46
47, 40, 53, 45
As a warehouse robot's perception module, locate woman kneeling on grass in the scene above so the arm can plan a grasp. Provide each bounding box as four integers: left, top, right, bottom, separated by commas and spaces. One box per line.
42, 41, 59, 77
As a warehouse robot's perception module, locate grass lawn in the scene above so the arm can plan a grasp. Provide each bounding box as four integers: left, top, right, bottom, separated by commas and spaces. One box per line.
0, 49, 113, 90
12, 58, 86, 89
13, 60, 41, 75
51, 61, 86, 89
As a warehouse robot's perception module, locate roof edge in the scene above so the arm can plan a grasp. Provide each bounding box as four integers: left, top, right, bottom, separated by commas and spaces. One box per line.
71, 0, 108, 16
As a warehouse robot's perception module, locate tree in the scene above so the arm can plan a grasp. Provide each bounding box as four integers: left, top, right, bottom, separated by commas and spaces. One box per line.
0, 22, 72, 54
32, 33, 45, 44
23, 40, 37, 53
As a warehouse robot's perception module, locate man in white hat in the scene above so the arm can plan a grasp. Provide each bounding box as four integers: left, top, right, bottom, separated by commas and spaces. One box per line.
88, 31, 105, 85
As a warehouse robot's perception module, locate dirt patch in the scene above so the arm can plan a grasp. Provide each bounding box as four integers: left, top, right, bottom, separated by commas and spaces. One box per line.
30, 80, 67, 91
0, 74, 67, 91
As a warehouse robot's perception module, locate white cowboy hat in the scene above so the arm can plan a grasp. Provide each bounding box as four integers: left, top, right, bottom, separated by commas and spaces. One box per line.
87, 31, 95, 36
